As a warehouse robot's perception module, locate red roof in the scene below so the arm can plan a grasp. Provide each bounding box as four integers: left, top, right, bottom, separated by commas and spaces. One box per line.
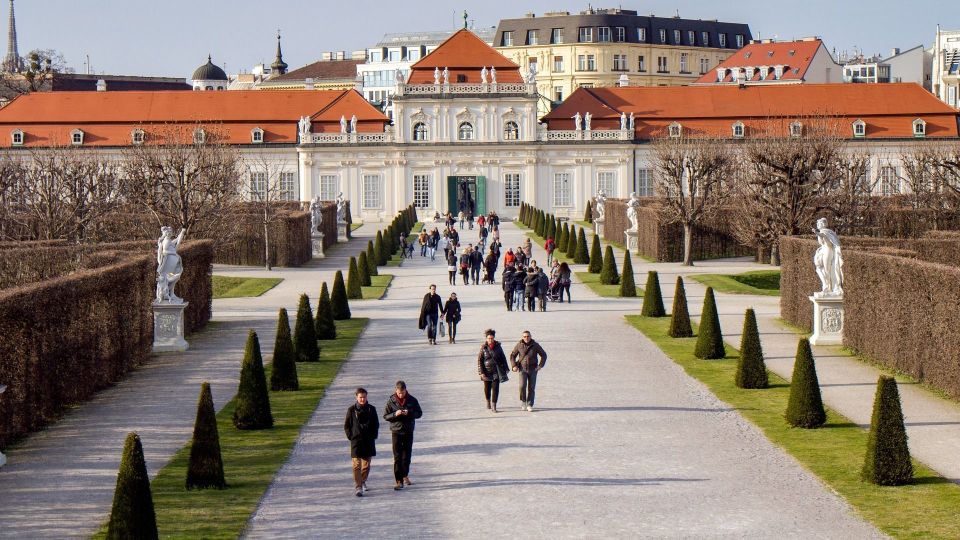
543, 84, 960, 139
0, 89, 389, 147
407, 28, 522, 84
694, 39, 824, 84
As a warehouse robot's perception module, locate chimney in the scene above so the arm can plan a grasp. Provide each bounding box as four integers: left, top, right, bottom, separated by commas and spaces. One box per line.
96, 79, 106, 91
890, 47, 900, 57
305, 77, 314, 90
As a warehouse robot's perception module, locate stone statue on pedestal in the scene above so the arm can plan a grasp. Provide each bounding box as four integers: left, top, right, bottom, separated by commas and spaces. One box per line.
594, 190, 606, 221
442, 67, 450, 85
626, 192, 640, 232
340, 115, 348, 133
350, 114, 357, 133
434, 67, 441, 85
310, 196, 323, 233
620, 112, 627, 130
335, 192, 346, 222
156, 226, 186, 304
813, 217, 843, 297
584, 112, 592, 131
629, 112, 635, 130
480, 66, 488, 84
298, 116, 312, 142
490, 66, 497, 83
573, 112, 582, 131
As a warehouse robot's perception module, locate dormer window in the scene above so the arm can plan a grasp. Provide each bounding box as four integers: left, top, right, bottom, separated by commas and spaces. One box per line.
193, 128, 206, 144
913, 118, 926, 138
251, 127, 264, 144
745, 66, 755, 80
11, 129, 23, 146
504, 121, 519, 140
716, 67, 726, 82
732, 121, 745, 138
458, 122, 474, 141
774, 65, 784, 79
852, 119, 866, 138
668, 122, 682, 138
412, 122, 429, 141
131, 129, 145, 145
790, 121, 803, 138
71, 129, 84, 146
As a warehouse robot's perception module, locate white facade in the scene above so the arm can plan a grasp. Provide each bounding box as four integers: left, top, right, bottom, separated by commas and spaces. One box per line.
933, 26, 960, 107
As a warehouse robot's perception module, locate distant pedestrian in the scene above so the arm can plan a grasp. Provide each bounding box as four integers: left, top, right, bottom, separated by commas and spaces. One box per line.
513, 266, 527, 310
522, 237, 533, 259
502, 265, 517, 311
467, 209, 474, 230
457, 211, 465, 229
510, 330, 548, 412
344, 387, 379, 497
484, 247, 498, 284
383, 381, 422, 490
537, 267, 549, 312
523, 268, 539, 312
459, 248, 471, 285
544, 236, 556, 267
446, 249, 458, 285
469, 244, 483, 284
557, 262, 572, 303
504, 248, 516, 267
418, 284, 444, 345
427, 229, 439, 260
477, 329, 509, 413
442, 292, 461, 344
418, 230, 429, 257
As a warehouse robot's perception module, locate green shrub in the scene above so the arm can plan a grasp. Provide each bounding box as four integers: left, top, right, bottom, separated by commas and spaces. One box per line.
862, 376, 913, 485
599, 245, 618, 283
558, 223, 569, 253
107, 432, 158, 540
641, 271, 666, 317
314, 282, 337, 340
584, 200, 593, 223
293, 294, 319, 362
669, 276, 693, 338
331, 270, 351, 320
574, 228, 590, 264
735, 309, 768, 389
694, 287, 725, 359
357, 251, 372, 287
347, 257, 362, 299
565, 225, 578, 259
618, 250, 636, 297
387, 225, 398, 255
374, 231, 387, 265
785, 338, 826, 428
534, 210, 542, 237
365, 241, 378, 276
186, 382, 226, 489
545, 216, 556, 242
270, 308, 299, 390
233, 330, 273, 430
588, 235, 603, 273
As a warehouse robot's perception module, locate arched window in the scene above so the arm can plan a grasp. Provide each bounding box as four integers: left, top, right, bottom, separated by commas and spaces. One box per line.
852, 119, 866, 138
131, 129, 145, 145
458, 122, 474, 141
71, 129, 84, 146
731, 121, 745, 139
251, 127, 264, 144
790, 121, 803, 138
193, 128, 206, 145
912, 118, 926, 138
503, 121, 519, 140
668, 122, 682, 138
412, 122, 428, 141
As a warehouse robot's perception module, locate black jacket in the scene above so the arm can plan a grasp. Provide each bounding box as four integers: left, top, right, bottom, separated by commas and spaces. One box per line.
343, 402, 379, 458
477, 341, 509, 382
470, 249, 483, 268
443, 299, 461, 323
537, 271, 550, 294
510, 338, 548, 372
418, 292, 443, 329
383, 393, 423, 434
523, 271, 539, 294
502, 268, 516, 292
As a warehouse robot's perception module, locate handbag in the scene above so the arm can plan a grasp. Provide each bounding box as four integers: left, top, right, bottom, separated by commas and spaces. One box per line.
439, 321, 446, 337
447, 264, 456, 272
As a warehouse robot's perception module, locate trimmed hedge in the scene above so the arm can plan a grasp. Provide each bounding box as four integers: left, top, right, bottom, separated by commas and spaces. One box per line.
347, 256, 362, 300
669, 276, 693, 338
185, 382, 226, 490
862, 376, 912, 485
107, 432, 158, 540
785, 338, 826, 428
213, 210, 312, 268
694, 287, 725, 359
600, 245, 619, 285
357, 251, 372, 287
232, 330, 273, 430
314, 282, 337, 340
588, 235, 603, 273
270, 308, 299, 390
331, 270, 351, 320
574, 228, 589, 264
736, 309, 769, 389
293, 294, 319, 363
365, 241, 378, 277
641, 271, 666, 317
618, 250, 636, 297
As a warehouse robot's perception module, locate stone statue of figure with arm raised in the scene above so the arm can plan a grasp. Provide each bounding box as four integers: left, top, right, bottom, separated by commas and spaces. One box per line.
813, 217, 843, 297
310, 196, 323, 233
626, 192, 640, 231
336, 192, 346, 222
156, 226, 186, 303
594, 189, 606, 221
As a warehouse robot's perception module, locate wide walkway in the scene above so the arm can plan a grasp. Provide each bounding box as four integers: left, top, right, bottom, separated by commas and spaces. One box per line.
246, 222, 880, 538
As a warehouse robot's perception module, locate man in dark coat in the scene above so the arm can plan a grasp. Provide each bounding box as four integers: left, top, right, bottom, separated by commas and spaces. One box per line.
523, 268, 539, 312
510, 330, 548, 411
343, 387, 379, 497
537, 268, 550, 312
502, 266, 516, 311
469, 244, 483, 284
383, 380, 423, 490
418, 284, 444, 345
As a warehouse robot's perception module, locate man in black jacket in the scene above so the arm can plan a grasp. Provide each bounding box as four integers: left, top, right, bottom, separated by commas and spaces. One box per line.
383, 380, 423, 490
502, 266, 516, 311
510, 331, 548, 411
537, 268, 550, 312
469, 244, 483, 284
343, 388, 379, 497
418, 285, 444, 345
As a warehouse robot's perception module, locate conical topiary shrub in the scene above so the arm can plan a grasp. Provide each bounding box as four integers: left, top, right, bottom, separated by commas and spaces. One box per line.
314, 282, 337, 340
547, 217, 556, 243
270, 308, 299, 390
186, 382, 226, 489
365, 241, 378, 276
565, 225, 577, 258
600, 245, 619, 284
669, 276, 693, 338
588, 235, 603, 273
233, 330, 273, 430
331, 270, 351, 320
574, 228, 590, 264
347, 256, 363, 299
374, 231, 387, 265
584, 200, 593, 223
694, 287, 725, 359
735, 309, 768, 389
641, 271, 666, 317
618, 250, 636, 297
293, 294, 319, 362
862, 375, 912, 485
357, 251, 372, 287
785, 338, 826, 428
107, 432, 158, 540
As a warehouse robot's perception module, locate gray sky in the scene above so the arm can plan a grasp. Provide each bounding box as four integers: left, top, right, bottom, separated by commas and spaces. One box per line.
15, 1, 952, 78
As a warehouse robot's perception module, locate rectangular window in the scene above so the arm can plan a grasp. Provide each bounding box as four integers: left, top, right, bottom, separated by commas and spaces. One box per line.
736, 34, 744, 48
688, 31, 695, 45
587, 55, 596, 71
319, 174, 338, 201
657, 56, 668, 73
502, 31, 513, 46
362, 174, 382, 209
702, 32, 710, 47
635, 169, 654, 197
527, 29, 539, 45
638, 55, 646, 72
413, 174, 430, 208
554, 86, 563, 101
638, 28, 646, 42
598, 27, 611, 42
596, 171, 616, 197
719, 33, 727, 48
504, 173, 521, 207
280, 172, 297, 201
881, 166, 900, 195
369, 51, 382, 62
551, 28, 564, 44
553, 56, 564, 72
700, 58, 710, 74
659, 29, 667, 44
673, 30, 681, 44
613, 54, 627, 71
579, 27, 593, 42
407, 49, 420, 61
578, 55, 595, 71
388, 50, 400, 62
615, 27, 625, 42
553, 172, 571, 207
680, 53, 689, 73
250, 172, 267, 199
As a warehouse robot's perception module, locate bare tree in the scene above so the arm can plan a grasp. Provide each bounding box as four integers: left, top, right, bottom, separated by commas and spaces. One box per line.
652, 134, 736, 266
245, 154, 297, 270
826, 150, 876, 235
0, 49, 70, 99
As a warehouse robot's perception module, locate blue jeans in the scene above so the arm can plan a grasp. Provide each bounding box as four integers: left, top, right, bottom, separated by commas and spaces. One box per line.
513, 289, 525, 310
426, 315, 438, 340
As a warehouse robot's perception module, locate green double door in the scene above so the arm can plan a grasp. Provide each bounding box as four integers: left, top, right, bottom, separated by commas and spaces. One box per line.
446, 176, 486, 216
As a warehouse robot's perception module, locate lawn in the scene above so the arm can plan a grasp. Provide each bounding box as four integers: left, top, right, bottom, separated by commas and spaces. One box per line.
625, 314, 960, 539
212, 276, 283, 299
690, 270, 781, 296
94, 318, 369, 539
362, 274, 393, 299
575, 270, 641, 298
350, 222, 363, 231
384, 222, 423, 267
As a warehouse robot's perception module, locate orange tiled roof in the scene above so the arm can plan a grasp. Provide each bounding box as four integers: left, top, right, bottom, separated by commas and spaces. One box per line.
0, 89, 389, 147
407, 28, 522, 84
694, 39, 823, 84
543, 84, 960, 139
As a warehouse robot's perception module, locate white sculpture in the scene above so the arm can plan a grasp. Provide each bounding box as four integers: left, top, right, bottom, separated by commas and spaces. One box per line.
433, 67, 441, 85
620, 112, 627, 130
813, 217, 844, 297
298, 116, 312, 141
480, 66, 488, 84
335, 192, 346, 222
350, 114, 358, 133
628, 112, 635, 130
584, 112, 592, 131
442, 67, 450, 85
490, 66, 497, 83
573, 112, 582, 131
310, 196, 323, 233
594, 190, 606, 221
156, 226, 186, 303
395, 69, 405, 85
339, 115, 348, 133
626, 192, 640, 232
527, 65, 537, 83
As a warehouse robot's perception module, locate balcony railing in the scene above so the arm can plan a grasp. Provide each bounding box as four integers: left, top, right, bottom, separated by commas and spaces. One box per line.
539, 129, 633, 142
396, 82, 536, 96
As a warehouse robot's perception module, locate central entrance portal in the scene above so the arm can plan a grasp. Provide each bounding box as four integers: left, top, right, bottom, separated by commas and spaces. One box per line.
447, 175, 486, 216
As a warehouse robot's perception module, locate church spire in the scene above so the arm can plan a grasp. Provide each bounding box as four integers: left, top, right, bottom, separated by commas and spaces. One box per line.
270, 30, 288, 77
3, 0, 21, 73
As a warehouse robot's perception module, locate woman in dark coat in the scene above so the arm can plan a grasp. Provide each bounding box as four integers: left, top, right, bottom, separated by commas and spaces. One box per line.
442, 292, 461, 343
484, 249, 498, 284
477, 329, 509, 412
458, 248, 471, 285
557, 262, 572, 303
446, 249, 458, 285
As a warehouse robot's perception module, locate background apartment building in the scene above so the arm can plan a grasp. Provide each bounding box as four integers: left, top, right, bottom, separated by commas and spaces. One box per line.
933, 25, 960, 108
493, 7, 751, 115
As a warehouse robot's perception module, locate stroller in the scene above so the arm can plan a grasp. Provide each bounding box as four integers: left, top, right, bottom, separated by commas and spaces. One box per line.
546, 277, 563, 302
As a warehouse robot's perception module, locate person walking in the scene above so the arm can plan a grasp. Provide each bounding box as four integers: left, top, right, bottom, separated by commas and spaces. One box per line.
427, 229, 439, 261
383, 381, 422, 490
544, 236, 556, 267
343, 387, 379, 497
523, 267, 539, 312
502, 265, 517, 311
458, 247, 471, 285
438, 232, 450, 262
469, 244, 483, 285
510, 331, 548, 411
513, 265, 527, 311
522, 237, 533, 260
478, 225, 489, 252
537, 267, 550, 312
442, 292, 461, 343
484, 247, 498, 284
457, 210, 465, 229
467, 209, 474, 230
446, 249, 458, 285
477, 329, 509, 413
418, 230, 429, 257
477, 214, 486, 232
418, 284, 444, 345
557, 262, 572, 303
504, 248, 516, 268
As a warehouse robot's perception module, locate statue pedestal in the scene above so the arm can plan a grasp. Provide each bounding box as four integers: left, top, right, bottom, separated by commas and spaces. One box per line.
337, 221, 349, 243
311, 233, 325, 258
152, 301, 189, 353
809, 295, 844, 346
0, 384, 6, 468
593, 218, 605, 239
624, 230, 638, 251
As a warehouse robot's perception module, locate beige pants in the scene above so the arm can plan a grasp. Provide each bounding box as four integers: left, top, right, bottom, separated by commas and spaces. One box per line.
352, 457, 371, 488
